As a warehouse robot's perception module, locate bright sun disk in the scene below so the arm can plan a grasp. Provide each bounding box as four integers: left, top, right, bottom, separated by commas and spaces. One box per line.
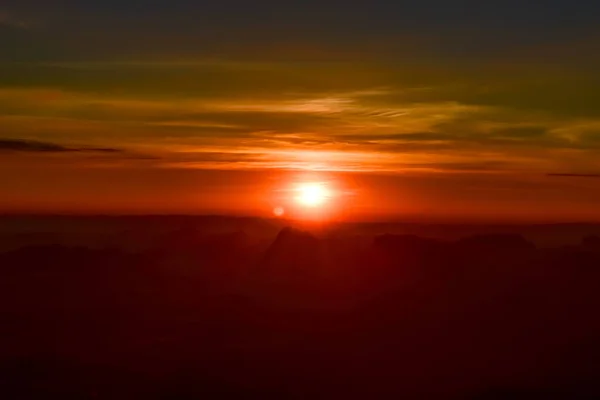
295, 182, 330, 207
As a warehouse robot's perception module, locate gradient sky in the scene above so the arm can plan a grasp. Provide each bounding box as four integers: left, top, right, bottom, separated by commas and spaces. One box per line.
1, 1, 600, 220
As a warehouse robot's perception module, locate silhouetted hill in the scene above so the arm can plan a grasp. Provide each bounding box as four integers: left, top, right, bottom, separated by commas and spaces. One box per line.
1, 217, 600, 398
458, 233, 536, 252
582, 234, 600, 251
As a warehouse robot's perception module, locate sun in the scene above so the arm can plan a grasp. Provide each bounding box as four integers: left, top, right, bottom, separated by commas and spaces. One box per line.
295, 182, 330, 207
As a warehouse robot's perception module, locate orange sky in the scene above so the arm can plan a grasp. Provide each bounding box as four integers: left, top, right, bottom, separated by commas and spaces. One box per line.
1, 78, 600, 220
1, 160, 600, 222
2, 2, 600, 221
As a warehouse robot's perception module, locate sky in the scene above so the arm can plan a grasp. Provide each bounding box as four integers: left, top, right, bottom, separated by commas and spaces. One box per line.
1, 1, 600, 220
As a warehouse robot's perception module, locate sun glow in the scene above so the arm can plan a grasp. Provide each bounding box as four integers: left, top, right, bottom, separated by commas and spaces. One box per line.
270, 176, 346, 221
295, 182, 331, 207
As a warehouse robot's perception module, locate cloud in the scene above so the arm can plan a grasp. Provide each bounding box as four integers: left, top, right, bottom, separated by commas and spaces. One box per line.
1, 63, 600, 175
0, 138, 123, 153
547, 173, 600, 179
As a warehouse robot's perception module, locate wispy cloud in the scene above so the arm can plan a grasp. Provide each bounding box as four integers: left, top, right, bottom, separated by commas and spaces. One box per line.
547, 173, 600, 179
1, 62, 600, 175
0, 138, 123, 153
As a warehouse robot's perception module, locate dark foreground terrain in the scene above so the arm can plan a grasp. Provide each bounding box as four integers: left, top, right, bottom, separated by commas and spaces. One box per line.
1, 216, 600, 399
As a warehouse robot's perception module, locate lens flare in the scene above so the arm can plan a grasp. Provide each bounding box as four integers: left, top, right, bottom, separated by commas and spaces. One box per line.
273, 206, 285, 217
